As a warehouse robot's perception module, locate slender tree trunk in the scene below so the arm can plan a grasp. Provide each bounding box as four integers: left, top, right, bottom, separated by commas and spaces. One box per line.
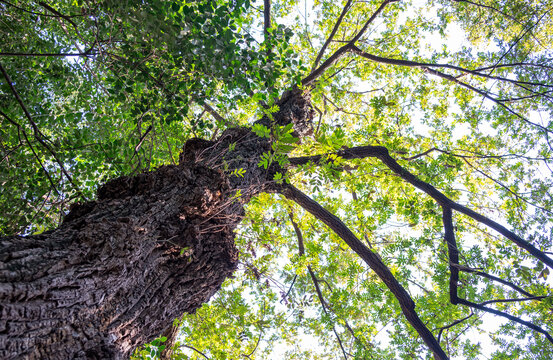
0, 90, 314, 359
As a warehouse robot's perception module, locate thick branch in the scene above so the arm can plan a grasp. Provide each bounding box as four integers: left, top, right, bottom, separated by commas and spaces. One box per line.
442, 207, 459, 304
288, 145, 553, 268
263, 0, 271, 38
281, 185, 448, 360
443, 208, 553, 345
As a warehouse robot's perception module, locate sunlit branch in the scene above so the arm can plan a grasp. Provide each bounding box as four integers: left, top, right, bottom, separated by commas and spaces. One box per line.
460, 156, 552, 215
323, 93, 369, 121
350, 47, 553, 89
282, 185, 449, 360
435, 312, 474, 344
202, 102, 227, 124
312, 0, 353, 71
350, 46, 553, 138
180, 344, 210, 359
288, 212, 348, 359
288, 145, 553, 268
451, 264, 536, 298
313, 104, 324, 135
456, 298, 553, 344
303, 0, 400, 86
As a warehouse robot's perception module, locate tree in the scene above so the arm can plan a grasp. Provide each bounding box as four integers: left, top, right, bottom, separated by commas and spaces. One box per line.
0, 0, 552, 359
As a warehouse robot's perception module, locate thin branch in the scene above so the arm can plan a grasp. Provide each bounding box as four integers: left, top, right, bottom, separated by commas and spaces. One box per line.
451, 0, 518, 22
131, 124, 153, 160
0, 50, 94, 57
241, 328, 263, 359
38, 1, 78, 29
0, 62, 85, 198
435, 312, 474, 344
288, 212, 350, 360
348, 0, 401, 45
302, 0, 400, 86
451, 264, 536, 298
312, 0, 353, 71
404, 147, 552, 164
422, 67, 553, 137
281, 274, 297, 303
456, 298, 553, 344
460, 157, 552, 215
351, 47, 552, 89
0, 0, 83, 18
281, 185, 449, 360
350, 46, 553, 138
181, 344, 210, 359
288, 145, 553, 268
479, 295, 549, 306
0, 110, 59, 195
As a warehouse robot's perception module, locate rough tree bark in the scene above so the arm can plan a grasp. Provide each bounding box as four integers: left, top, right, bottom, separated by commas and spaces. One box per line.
0, 89, 314, 359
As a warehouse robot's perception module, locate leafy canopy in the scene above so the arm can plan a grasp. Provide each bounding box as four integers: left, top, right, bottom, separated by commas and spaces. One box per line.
1, 0, 552, 359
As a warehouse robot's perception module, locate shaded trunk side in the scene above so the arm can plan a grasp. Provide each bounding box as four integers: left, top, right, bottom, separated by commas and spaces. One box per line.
0, 89, 314, 359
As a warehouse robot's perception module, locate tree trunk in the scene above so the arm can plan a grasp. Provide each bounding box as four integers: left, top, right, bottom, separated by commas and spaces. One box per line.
0, 89, 313, 359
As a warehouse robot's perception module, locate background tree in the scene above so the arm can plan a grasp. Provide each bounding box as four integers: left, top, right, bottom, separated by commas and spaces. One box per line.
0, 0, 552, 359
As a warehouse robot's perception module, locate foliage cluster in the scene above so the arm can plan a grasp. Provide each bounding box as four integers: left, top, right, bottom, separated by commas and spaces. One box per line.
1, 0, 553, 359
